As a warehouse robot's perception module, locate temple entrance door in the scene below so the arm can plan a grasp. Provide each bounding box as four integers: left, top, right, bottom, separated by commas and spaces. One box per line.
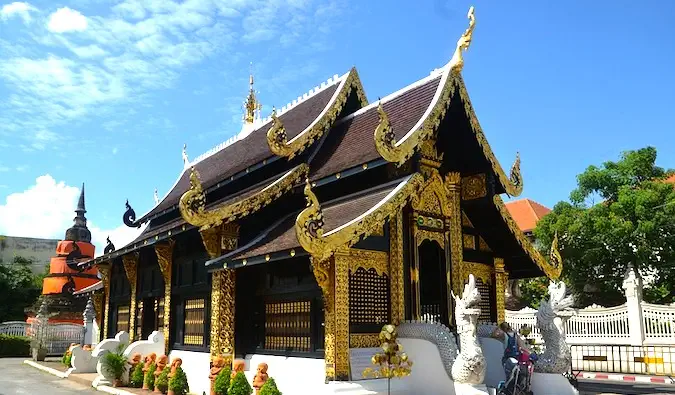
418, 239, 449, 327
140, 297, 163, 340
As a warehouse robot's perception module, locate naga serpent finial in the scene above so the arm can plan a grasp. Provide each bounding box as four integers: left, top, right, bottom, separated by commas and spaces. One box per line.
104, 237, 116, 254
549, 231, 563, 279
123, 200, 141, 228
449, 6, 476, 73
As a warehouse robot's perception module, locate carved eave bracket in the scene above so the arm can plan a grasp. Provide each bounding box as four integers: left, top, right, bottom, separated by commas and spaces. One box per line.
295, 173, 425, 262
493, 195, 562, 280
179, 164, 309, 230
267, 68, 368, 159
123, 200, 141, 228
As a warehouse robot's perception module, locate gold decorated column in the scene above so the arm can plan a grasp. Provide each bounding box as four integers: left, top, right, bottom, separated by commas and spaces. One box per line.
155, 240, 175, 352
389, 211, 405, 324
444, 172, 464, 296
333, 250, 350, 380
98, 263, 111, 340
494, 257, 508, 323
92, 292, 104, 341
410, 213, 421, 320
201, 225, 238, 358
311, 257, 335, 382
122, 253, 139, 338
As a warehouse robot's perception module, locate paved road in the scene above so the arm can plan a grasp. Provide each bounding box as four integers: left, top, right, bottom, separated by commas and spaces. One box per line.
578, 378, 675, 395
0, 358, 98, 395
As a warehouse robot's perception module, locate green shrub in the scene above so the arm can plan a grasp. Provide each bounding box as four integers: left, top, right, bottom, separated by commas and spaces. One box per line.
214, 368, 231, 395
259, 377, 282, 395
155, 367, 170, 393
228, 372, 252, 395
168, 366, 190, 395
0, 334, 30, 357
101, 349, 128, 380
130, 362, 145, 388
144, 362, 156, 389
61, 350, 72, 367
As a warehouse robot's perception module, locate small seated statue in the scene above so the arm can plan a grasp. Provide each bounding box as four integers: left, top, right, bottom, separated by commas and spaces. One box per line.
155, 355, 168, 378
143, 353, 157, 374
129, 353, 142, 371
231, 359, 245, 379
252, 363, 269, 395
168, 358, 182, 378
82, 344, 92, 351
209, 356, 225, 395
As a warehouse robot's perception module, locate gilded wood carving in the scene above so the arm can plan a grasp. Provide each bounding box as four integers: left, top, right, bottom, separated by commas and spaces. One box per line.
295, 173, 425, 262
449, 6, 476, 74
121, 253, 139, 339
154, 240, 175, 352
179, 164, 308, 230
98, 263, 111, 340
389, 211, 405, 325
444, 172, 464, 298
267, 68, 368, 159
461, 173, 487, 200
494, 257, 508, 323
210, 269, 236, 358
493, 194, 562, 279
333, 253, 350, 379
344, 248, 389, 276
350, 333, 380, 348
311, 256, 336, 380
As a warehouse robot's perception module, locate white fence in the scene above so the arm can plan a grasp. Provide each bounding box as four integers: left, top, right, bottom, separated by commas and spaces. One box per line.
505, 301, 675, 346
0, 321, 29, 337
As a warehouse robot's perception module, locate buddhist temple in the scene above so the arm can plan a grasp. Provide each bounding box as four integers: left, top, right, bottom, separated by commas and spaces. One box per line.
29, 185, 99, 324
78, 8, 561, 392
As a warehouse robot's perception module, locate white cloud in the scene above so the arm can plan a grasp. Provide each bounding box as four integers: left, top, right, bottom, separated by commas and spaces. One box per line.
112, 147, 118, 154
0, 175, 144, 257
0, 2, 37, 24
47, 7, 88, 33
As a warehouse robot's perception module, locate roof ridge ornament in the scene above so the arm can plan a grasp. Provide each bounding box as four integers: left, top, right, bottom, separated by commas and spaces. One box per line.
182, 144, 189, 169
154, 188, 160, 204
449, 6, 476, 74
509, 152, 523, 195
123, 199, 141, 228
550, 231, 562, 273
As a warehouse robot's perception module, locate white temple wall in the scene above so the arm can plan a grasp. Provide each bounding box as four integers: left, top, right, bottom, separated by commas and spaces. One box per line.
244, 354, 325, 394
168, 350, 211, 395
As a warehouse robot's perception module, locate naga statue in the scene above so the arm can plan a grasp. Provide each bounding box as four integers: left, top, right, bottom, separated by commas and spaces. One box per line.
534, 280, 575, 374
451, 274, 486, 384
397, 274, 486, 384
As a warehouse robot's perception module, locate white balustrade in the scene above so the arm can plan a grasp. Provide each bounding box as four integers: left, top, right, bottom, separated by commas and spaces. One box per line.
0, 321, 29, 336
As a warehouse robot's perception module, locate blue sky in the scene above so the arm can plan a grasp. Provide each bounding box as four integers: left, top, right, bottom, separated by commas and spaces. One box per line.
0, 0, 674, 253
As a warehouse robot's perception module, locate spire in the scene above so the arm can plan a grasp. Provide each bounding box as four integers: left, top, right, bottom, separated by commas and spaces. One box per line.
243, 62, 262, 124
64, 183, 91, 243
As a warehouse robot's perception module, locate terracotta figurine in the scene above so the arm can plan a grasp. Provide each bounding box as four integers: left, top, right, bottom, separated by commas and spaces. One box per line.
142, 353, 157, 390
154, 355, 168, 393
128, 353, 142, 371
231, 359, 245, 379
252, 363, 269, 395
209, 356, 225, 395
168, 358, 182, 378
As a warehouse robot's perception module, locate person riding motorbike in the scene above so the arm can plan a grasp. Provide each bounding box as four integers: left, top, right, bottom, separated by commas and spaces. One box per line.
491, 322, 531, 381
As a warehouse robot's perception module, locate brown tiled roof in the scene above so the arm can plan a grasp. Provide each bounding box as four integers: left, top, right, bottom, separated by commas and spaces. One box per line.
226, 182, 397, 261
310, 76, 441, 180
141, 81, 342, 221
666, 174, 675, 184
504, 198, 551, 233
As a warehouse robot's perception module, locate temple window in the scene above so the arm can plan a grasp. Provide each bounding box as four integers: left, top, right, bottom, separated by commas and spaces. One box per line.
183, 298, 207, 346
171, 250, 211, 350
349, 267, 390, 333
116, 305, 130, 333
263, 300, 313, 352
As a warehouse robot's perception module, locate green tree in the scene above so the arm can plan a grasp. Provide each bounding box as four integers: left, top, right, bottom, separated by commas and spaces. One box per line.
0, 256, 42, 322
533, 147, 675, 307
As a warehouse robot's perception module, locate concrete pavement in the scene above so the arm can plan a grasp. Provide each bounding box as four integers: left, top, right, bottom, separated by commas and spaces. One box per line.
578, 378, 675, 395
0, 357, 98, 394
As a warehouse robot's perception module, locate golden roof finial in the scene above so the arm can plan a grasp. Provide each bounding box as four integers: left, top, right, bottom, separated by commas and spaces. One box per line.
449, 6, 476, 74
244, 62, 261, 124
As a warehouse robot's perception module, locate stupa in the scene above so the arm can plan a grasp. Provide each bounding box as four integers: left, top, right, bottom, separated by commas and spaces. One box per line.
28, 184, 100, 324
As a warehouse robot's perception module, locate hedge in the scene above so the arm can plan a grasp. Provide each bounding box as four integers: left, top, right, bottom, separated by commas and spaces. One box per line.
0, 334, 30, 357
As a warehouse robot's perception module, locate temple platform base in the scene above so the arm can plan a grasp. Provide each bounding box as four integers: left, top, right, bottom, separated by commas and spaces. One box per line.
531, 373, 579, 395
453, 383, 491, 395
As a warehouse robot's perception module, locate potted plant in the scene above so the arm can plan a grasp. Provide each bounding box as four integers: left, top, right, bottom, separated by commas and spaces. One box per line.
101, 347, 128, 387
144, 361, 157, 391
168, 366, 189, 395
130, 361, 145, 388
228, 371, 252, 395
61, 349, 73, 368
259, 377, 282, 395
214, 367, 231, 395
155, 367, 170, 394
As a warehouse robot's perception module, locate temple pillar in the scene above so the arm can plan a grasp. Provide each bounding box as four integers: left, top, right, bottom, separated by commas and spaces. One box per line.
409, 212, 421, 320
121, 253, 139, 339
311, 257, 335, 382
445, 172, 463, 296
154, 240, 175, 353
389, 211, 405, 324
98, 263, 111, 339
333, 250, 350, 380
201, 224, 238, 358
92, 292, 103, 341
494, 257, 507, 323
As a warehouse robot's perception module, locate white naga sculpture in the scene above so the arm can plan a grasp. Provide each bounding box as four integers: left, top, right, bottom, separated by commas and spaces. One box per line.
398, 274, 486, 385
534, 281, 575, 373
451, 274, 487, 384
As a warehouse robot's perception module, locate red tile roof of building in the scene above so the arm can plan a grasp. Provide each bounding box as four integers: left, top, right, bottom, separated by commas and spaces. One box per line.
666, 174, 675, 184
505, 198, 551, 233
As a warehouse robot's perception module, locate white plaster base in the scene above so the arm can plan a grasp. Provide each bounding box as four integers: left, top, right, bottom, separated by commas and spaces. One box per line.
168, 349, 211, 395
531, 373, 579, 395
454, 383, 490, 395
244, 354, 326, 394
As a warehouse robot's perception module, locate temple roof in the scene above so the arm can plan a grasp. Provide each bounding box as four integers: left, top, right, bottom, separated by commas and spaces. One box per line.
135, 70, 360, 224
504, 198, 551, 234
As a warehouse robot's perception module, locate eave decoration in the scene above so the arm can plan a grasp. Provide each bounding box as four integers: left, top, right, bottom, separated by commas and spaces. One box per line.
493, 194, 562, 280
267, 68, 368, 159
104, 237, 116, 254
179, 163, 309, 230
296, 173, 425, 262
373, 5, 523, 197
123, 200, 141, 228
